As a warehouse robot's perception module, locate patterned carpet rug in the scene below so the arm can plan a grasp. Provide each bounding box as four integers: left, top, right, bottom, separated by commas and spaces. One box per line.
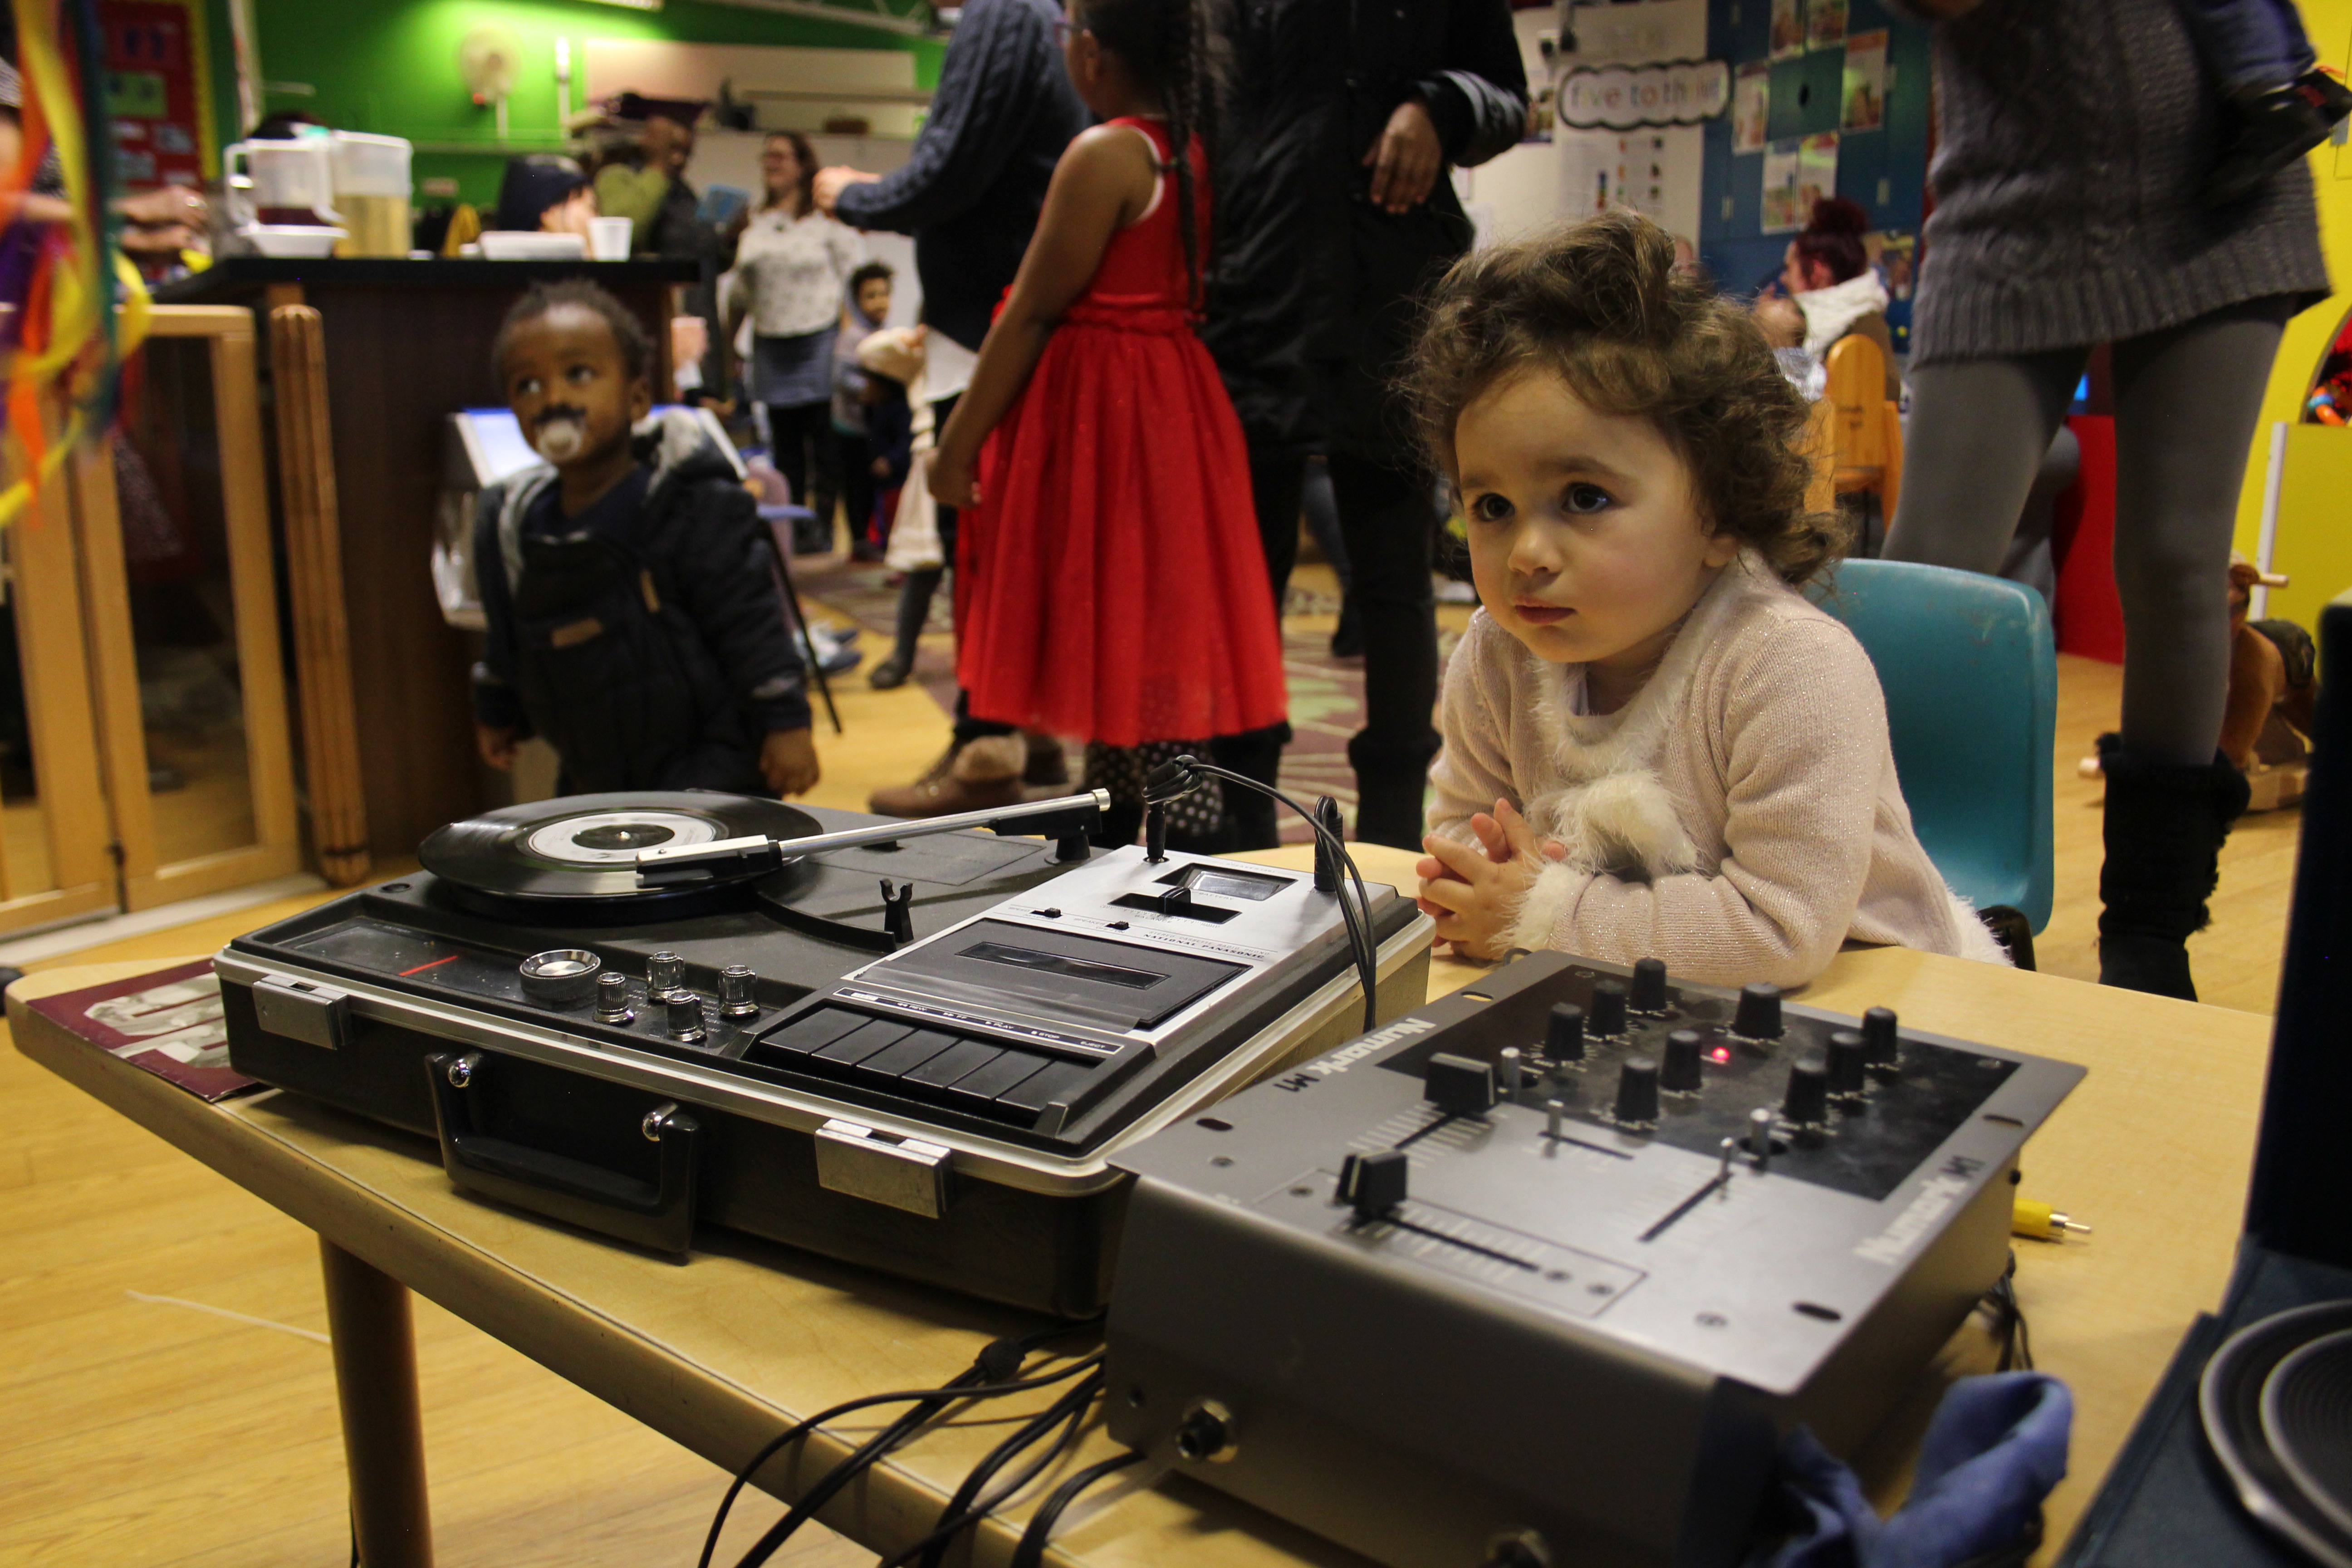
795, 555, 1460, 843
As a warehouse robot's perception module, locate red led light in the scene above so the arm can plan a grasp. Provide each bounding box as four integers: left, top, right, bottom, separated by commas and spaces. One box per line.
1708, 1046, 1731, 1063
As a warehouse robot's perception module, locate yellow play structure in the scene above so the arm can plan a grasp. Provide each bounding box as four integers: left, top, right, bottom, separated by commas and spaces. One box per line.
2235, 1, 2352, 628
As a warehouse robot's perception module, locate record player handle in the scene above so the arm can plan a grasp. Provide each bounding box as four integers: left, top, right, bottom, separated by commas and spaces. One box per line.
425, 1052, 701, 1257
630, 789, 1114, 881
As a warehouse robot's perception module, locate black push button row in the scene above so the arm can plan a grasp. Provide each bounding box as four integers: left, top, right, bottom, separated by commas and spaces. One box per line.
848, 1029, 960, 1086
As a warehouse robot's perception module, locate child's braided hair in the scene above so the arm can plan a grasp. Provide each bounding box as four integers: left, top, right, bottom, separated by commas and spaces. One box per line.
1403, 210, 1845, 586
1077, 0, 1230, 308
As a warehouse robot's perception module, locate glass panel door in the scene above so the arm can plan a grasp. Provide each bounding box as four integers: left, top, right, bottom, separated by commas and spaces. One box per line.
78, 306, 298, 909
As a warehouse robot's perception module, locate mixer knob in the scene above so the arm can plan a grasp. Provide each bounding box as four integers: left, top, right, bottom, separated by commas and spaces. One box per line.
1862, 1006, 1900, 1069
1827, 1030, 1868, 1099
594, 971, 636, 1024
1613, 1057, 1661, 1127
1499, 1047, 1524, 1099
648, 951, 686, 996
1630, 957, 1669, 1013
1734, 982, 1783, 1039
665, 990, 708, 1044
1590, 980, 1629, 1038
718, 963, 760, 1019
1783, 1056, 1829, 1126
1339, 1149, 1409, 1221
1661, 1029, 1705, 1093
1545, 1003, 1587, 1063
1424, 1052, 1497, 1117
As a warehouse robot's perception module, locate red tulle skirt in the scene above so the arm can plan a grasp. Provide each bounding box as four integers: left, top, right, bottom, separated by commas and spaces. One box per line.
955, 301, 1289, 747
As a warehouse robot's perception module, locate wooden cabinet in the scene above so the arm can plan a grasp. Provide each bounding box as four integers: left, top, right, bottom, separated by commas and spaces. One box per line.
0, 304, 299, 937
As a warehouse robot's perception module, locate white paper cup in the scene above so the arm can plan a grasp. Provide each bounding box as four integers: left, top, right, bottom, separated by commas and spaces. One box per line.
589, 216, 633, 261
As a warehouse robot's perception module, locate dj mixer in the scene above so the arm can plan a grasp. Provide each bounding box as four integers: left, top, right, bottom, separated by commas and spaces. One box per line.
1104, 947, 2084, 1568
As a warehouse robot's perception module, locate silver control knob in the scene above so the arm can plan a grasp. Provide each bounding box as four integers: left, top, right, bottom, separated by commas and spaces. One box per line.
718, 963, 759, 1019
647, 951, 686, 996
595, 971, 635, 1024
519, 948, 601, 1007
665, 991, 707, 1044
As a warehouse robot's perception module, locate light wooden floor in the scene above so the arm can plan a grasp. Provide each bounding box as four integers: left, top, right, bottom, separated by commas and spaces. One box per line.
0, 607, 2299, 1566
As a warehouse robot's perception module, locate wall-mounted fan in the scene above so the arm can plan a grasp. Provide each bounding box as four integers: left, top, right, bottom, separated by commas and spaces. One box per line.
459, 24, 524, 138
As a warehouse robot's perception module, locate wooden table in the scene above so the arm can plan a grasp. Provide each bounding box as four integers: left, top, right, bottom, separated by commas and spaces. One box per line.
6, 843, 2275, 1568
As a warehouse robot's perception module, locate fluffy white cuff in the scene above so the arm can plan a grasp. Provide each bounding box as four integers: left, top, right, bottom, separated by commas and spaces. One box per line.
1949, 892, 2016, 968
1507, 858, 1585, 954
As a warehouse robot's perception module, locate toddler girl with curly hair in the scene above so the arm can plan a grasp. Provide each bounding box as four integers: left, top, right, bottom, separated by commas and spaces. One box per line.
1410, 211, 2008, 985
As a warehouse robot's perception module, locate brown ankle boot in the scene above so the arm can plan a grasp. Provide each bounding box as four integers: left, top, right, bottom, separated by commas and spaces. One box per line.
867, 735, 1026, 818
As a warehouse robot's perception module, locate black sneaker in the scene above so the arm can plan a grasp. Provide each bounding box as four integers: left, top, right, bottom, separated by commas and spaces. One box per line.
2204, 84, 2333, 206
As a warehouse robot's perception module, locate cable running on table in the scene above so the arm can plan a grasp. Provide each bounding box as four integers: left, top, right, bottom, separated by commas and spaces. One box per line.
701, 1317, 1102, 1568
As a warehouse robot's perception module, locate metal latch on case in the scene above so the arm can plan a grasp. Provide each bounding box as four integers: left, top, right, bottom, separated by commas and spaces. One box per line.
812, 1118, 952, 1218
253, 974, 352, 1050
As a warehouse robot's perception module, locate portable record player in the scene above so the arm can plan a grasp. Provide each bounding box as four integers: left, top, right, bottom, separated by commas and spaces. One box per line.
218, 790, 1432, 1313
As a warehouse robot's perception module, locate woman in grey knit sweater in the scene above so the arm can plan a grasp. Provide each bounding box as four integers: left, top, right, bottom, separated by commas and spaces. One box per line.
1885, 0, 2329, 1001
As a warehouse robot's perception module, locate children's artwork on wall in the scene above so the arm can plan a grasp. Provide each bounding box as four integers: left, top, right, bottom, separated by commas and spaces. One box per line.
1797, 130, 1840, 213
1762, 137, 1803, 231
1807, 0, 1848, 51
1561, 131, 1679, 225
1842, 29, 1886, 131
1770, 0, 1806, 60
98, 0, 218, 187
1874, 231, 1915, 300
1735, 62, 1770, 153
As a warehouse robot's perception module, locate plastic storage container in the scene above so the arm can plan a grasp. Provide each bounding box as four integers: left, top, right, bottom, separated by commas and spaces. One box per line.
328, 132, 413, 258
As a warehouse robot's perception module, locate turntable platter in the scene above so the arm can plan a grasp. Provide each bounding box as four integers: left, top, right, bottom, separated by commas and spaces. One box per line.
2202, 1299, 2352, 1568
421, 793, 823, 919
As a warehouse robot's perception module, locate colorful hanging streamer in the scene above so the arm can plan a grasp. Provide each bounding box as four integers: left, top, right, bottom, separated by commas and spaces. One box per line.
0, 0, 149, 527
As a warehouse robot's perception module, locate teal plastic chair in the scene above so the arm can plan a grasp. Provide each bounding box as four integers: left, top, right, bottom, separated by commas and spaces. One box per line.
1813, 559, 2057, 937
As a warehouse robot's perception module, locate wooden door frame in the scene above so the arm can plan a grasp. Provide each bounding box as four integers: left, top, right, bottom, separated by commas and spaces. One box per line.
76, 304, 299, 909
0, 460, 121, 933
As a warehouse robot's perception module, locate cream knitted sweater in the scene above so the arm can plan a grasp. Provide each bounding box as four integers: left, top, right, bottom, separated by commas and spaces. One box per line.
1428, 554, 2009, 987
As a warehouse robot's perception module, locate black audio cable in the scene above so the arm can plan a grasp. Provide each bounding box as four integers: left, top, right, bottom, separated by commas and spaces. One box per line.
698, 1320, 1102, 1568
1007, 1448, 1150, 1568
1146, 758, 1383, 1032
723, 1348, 1105, 1568
880, 1366, 1107, 1568
1984, 1250, 2034, 1372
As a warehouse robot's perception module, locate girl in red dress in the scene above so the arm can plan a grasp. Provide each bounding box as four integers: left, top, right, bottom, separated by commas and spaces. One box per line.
927, 0, 1287, 848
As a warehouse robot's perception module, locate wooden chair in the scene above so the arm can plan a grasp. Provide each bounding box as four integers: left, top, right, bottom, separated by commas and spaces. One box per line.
1823, 333, 1904, 516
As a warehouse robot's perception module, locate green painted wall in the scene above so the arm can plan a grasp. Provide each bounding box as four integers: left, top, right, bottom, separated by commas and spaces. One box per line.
227, 0, 942, 206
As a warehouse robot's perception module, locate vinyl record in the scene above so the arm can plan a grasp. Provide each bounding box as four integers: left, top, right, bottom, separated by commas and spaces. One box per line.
2268, 1329, 2352, 1544
2202, 1299, 2352, 1568
420, 792, 823, 920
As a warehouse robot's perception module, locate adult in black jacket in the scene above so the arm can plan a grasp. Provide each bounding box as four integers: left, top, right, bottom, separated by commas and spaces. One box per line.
816, 0, 1090, 358
1205, 0, 1527, 848
813, 0, 1090, 813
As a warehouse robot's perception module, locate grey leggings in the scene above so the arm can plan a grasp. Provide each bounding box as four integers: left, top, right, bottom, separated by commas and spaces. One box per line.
1884, 299, 2289, 766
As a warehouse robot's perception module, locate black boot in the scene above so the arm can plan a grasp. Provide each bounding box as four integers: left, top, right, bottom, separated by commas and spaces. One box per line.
869, 565, 942, 689
2096, 736, 2251, 1000
1209, 723, 1291, 851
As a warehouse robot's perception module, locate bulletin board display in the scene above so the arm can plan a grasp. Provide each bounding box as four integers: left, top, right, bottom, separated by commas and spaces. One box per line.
98, 0, 219, 189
